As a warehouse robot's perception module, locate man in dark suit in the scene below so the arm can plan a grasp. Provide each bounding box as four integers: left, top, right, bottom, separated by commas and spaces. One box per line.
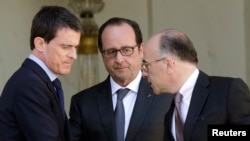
0, 6, 82, 141
69, 17, 173, 141
142, 29, 250, 141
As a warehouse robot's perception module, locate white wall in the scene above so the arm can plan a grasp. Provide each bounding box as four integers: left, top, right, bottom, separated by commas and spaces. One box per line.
0, 0, 248, 114
151, 0, 246, 79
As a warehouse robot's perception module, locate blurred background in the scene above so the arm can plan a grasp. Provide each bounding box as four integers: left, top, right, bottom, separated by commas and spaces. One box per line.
0, 0, 249, 114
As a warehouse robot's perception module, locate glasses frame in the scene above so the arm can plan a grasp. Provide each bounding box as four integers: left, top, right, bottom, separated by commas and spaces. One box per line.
141, 57, 166, 72
102, 45, 138, 58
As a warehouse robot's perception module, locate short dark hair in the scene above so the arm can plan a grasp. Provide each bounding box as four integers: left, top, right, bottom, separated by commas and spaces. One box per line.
160, 29, 198, 64
30, 5, 82, 50
97, 17, 143, 51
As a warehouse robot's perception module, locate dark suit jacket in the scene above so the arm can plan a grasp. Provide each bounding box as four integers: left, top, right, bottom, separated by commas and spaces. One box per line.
69, 76, 173, 141
164, 71, 250, 141
0, 58, 71, 141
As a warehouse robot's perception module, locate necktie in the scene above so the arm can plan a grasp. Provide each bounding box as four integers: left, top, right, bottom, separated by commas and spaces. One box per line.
115, 88, 130, 141
52, 78, 65, 114
175, 93, 184, 141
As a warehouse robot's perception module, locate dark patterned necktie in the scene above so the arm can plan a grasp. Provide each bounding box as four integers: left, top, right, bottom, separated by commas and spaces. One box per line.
52, 78, 65, 115
175, 93, 184, 141
115, 88, 130, 141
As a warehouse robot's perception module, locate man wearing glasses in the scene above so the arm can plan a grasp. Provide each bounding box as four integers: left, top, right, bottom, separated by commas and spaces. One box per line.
69, 17, 173, 141
142, 29, 250, 141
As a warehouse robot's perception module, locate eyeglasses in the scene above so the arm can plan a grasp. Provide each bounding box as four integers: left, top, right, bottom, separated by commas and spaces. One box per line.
102, 45, 138, 58
141, 57, 166, 72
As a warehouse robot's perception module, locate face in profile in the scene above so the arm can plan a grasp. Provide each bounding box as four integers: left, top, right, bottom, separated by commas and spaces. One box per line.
39, 27, 81, 75
142, 34, 169, 94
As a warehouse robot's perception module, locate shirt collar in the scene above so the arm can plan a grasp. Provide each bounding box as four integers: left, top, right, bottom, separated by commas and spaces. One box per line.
28, 54, 57, 81
110, 71, 142, 95
179, 68, 199, 98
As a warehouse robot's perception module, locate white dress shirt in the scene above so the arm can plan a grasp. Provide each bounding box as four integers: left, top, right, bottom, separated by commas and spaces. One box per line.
172, 68, 199, 140
111, 71, 141, 138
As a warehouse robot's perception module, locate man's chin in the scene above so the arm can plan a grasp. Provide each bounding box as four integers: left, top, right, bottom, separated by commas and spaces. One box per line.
151, 85, 160, 95
154, 90, 161, 95
59, 69, 71, 75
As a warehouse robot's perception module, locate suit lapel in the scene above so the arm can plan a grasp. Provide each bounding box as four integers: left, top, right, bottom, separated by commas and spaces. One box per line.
23, 58, 65, 121
22, 58, 68, 138
22, 58, 59, 103
165, 101, 176, 141
125, 77, 154, 141
184, 71, 210, 141
96, 77, 116, 141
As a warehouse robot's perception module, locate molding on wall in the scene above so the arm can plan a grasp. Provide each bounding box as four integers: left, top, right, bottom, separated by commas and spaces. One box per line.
244, 0, 250, 86
147, 0, 153, 37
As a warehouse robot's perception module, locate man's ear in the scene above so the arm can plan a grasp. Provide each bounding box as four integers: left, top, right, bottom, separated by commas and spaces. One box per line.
165, 57, 175, 73
34, 37, 45, 52
139, 43, 144, 58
